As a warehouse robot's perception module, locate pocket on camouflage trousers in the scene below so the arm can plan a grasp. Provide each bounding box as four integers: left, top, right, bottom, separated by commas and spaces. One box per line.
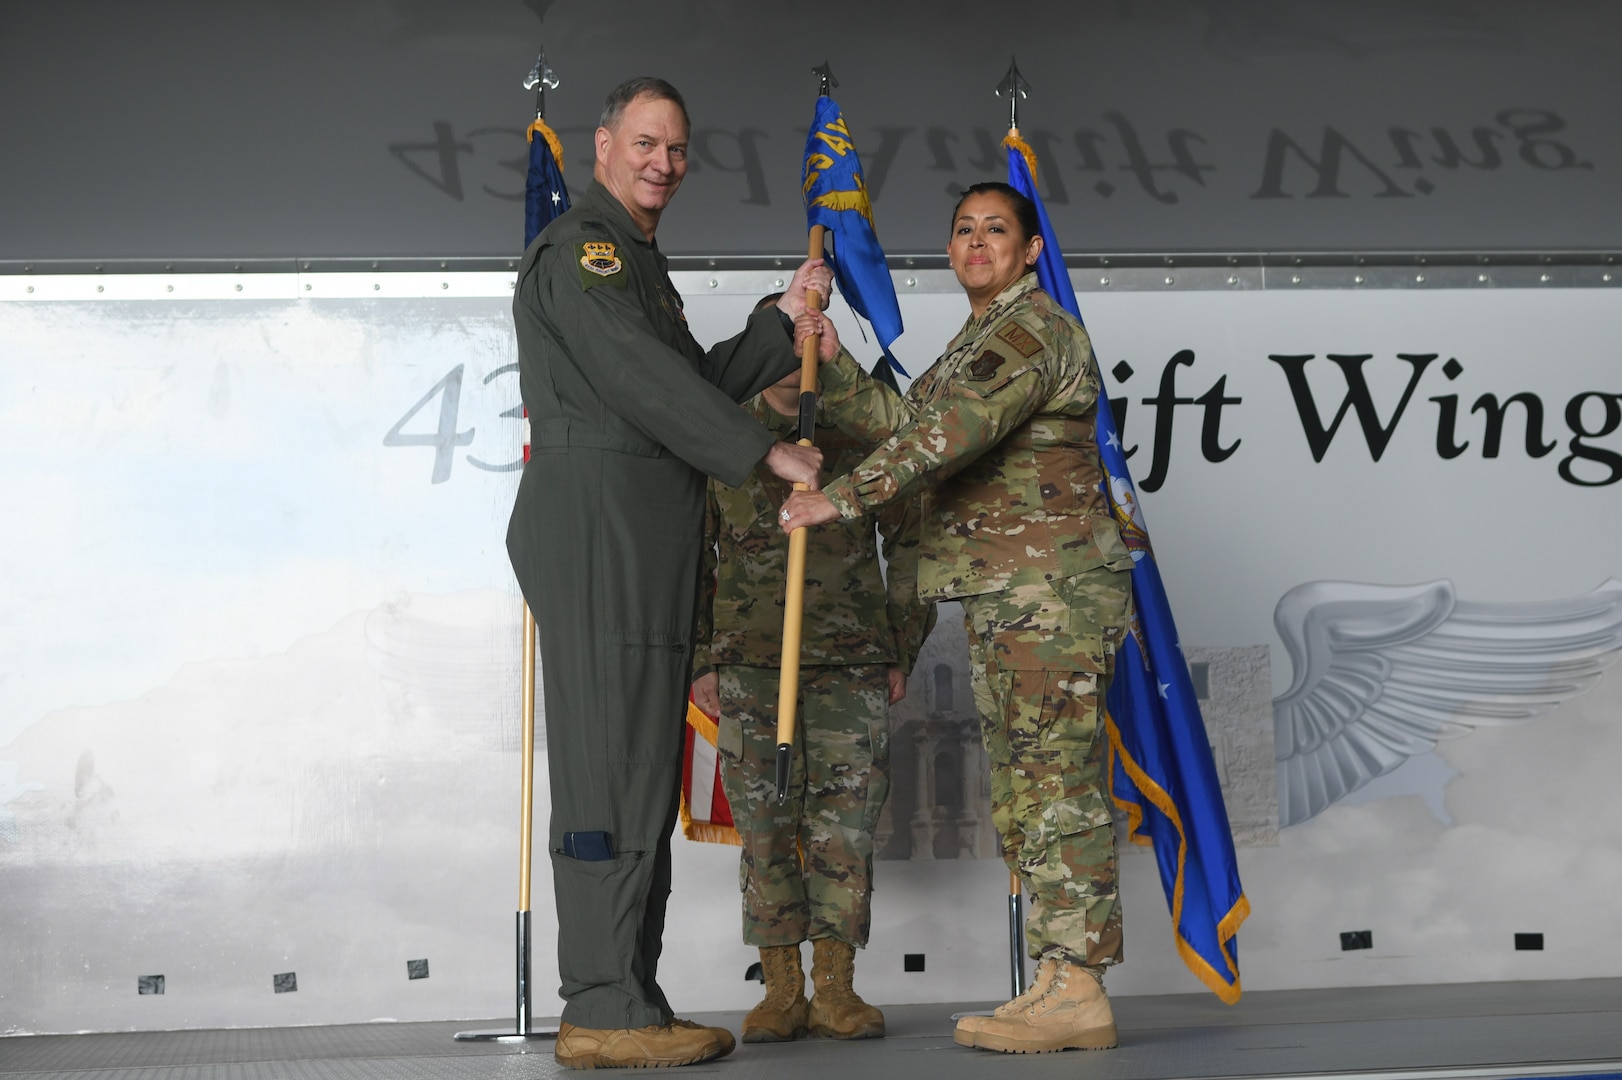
981, 580, 1105, 674
1001, 669, 1102, 756
1022, 786, 1113, 852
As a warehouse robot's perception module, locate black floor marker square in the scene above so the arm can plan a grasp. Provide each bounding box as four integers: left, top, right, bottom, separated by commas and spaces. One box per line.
1340, 930, 1373, 951
273, 972, 298, 993
138, 975, 165, 995
1515, 933, 1544, 951
407, 959, 430, 980
903, 954, 925, 972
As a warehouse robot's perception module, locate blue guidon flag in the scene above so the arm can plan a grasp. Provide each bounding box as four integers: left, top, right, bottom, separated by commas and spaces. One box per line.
802, 96, 906, 376
525, 116, 571, 248
1005, 134, 1251, 1004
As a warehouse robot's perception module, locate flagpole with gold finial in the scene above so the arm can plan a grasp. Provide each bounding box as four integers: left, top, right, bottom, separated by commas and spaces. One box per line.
998, 56, 1037, 184
994, 57, 1034, 1003
772, 61, 837, 805
455, 45, 563, 1046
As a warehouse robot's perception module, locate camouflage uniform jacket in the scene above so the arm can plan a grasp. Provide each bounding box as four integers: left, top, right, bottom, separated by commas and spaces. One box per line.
819, 273, 1132, 601
695, 397, 936, 675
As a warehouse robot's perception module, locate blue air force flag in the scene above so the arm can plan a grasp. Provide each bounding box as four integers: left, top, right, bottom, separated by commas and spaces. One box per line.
802, 96, 906, 375
525, 117, 571, 248
1007, 139, 1250, 1004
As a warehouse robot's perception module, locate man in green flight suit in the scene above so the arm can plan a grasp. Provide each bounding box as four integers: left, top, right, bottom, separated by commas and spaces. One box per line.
505, 76, 831, 1070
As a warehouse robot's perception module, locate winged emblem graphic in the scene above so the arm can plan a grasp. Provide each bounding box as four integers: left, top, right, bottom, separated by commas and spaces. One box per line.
1274, 578, 1622, 826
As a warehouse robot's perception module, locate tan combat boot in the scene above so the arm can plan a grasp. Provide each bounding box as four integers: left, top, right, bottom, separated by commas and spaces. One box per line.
966, 957, 1117, 1053
806, 937, 885, 1039
741, 944, 809, 1042
953, 953, 1061, 1047
554, 1017, 735, 1069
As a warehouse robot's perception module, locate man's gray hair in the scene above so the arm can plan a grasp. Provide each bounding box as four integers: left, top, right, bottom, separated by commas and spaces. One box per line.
599, 77, 690, 131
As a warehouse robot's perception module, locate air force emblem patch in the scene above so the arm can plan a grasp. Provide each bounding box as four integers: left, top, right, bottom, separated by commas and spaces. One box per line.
575, 239, 628, 290
966, 349, 1007, 381
579, 241, 622, 277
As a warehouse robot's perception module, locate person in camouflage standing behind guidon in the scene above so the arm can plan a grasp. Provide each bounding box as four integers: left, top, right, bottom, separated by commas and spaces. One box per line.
779, 182, 1137, 1055
693, 299, 935, 1044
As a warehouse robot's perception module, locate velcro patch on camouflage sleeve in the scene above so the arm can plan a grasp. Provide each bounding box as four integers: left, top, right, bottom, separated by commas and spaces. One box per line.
965, 341, 1021, 382
575, 240, 628, 290
995, 321, 1044, 358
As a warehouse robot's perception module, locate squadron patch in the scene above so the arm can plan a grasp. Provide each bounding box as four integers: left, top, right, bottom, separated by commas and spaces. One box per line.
966, 349, 1007, 381
996, 322, 1043, 358
579, 241, 623, 277
575, 239, 628, 290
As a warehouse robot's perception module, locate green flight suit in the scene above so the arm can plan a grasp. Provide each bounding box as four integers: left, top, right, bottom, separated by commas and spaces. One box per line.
506, 180, 799, 1030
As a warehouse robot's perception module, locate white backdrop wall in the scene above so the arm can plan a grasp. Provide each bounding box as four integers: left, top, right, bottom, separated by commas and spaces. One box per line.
1, 275, 1620, 1035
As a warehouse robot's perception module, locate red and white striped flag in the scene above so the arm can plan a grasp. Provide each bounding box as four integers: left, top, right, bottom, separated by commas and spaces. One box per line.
680, 697, 739, 845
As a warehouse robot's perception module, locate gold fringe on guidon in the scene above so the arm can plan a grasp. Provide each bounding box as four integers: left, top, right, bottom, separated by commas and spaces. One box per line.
1001, 128, 1040, 186
683, 820, 743, 846
527, 117, 567, 169
1103, 708, 1251, 1005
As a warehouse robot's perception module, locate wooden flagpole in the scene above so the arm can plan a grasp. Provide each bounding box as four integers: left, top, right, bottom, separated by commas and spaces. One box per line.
455, 49, 559, 1042
455, 603, 554, 1041
773, 223, 826, 803
997, 56, 1035, 999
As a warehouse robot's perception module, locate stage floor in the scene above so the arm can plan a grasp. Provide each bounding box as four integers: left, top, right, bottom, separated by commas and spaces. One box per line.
5, 978, 1622, 1080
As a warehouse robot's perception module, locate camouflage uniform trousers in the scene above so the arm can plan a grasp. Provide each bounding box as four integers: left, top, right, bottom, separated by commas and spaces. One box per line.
960, 565, 1133, 968
716, 662, 891, 948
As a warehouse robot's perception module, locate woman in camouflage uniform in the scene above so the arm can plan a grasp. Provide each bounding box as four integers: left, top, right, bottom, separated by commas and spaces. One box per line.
780, 182, 1135, 1055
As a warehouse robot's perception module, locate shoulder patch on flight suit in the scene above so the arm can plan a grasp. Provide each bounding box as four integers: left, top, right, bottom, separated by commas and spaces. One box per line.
995, 322, 1044, 358
575, 240, 627, 290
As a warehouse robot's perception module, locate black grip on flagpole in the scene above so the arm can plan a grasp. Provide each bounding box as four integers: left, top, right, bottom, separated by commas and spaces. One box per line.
774, 742, 793, 803
797, 391, 817, 444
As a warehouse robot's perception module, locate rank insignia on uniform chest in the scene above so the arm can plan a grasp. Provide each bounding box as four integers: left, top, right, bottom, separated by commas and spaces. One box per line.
579, 241, 623, 277
967, 350, 1006, 381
